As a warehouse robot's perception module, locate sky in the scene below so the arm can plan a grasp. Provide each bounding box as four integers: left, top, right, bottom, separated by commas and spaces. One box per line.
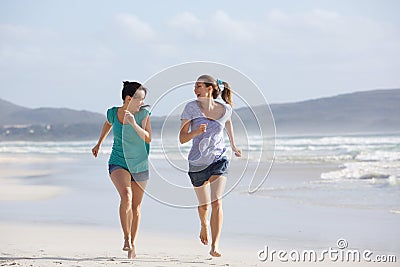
1, 0, 399, 116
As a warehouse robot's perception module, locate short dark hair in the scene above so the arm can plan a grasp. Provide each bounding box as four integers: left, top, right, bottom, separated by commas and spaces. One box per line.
121, 81, 147, 100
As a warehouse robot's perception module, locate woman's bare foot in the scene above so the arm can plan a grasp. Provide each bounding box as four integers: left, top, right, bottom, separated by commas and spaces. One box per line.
128, 245, 136, 259
123, 237, 131, 251
210, 245, 221, 257
199, 225, 209, 245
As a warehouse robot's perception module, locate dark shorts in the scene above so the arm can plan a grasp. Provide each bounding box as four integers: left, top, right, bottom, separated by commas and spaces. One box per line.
188, 157, 229, 187
108, 164, 149, 182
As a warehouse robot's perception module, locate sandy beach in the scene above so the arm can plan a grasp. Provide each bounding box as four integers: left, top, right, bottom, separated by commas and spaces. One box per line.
0, 153, 399, 266
0, 222, 266, 267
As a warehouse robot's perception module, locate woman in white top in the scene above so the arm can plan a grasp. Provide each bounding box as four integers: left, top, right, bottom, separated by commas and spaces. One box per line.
180, 75, 241, 257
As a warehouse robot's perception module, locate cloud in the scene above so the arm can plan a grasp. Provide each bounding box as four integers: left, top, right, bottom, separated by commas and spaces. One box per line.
0, 24, 32, 39
0, 24, 52, 66
168, 11, 204, 39
260, 9, 400, 62
109, 9, 399, 96
267, 9, 290, 22
167, 11, 257, 44
0, 22, 116, 71
1, 8, 399, 112
251, 8, 400, 100
3, 10, 399, 73
212, 10, 257, 43
115, 14, 156, 42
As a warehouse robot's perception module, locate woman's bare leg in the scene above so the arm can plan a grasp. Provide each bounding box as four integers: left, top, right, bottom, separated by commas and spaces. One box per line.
208, 175, 227, 257
110, 169, 133, 251
194, 182, 211, 245
128, 180, 147, 259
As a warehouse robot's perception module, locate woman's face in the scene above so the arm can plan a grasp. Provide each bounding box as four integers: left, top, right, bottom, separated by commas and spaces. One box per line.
194, 82, 212, 99
128, 89, 146, 112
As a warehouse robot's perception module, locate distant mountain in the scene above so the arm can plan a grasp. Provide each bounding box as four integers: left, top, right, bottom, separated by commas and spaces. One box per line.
1, 88, 399, 140
0, 98, 105, 125
0, 98, 28, 116
0, 98, 105, 141
152, 88, 400, 136
268, 88, 400, 134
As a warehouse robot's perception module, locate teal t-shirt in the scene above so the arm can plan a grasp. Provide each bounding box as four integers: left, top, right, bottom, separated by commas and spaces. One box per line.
107, 106, 150, 173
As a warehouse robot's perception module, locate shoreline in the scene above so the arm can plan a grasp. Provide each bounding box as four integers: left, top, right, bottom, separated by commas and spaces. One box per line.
0, 153, 399, 266
0, 154, 70, 201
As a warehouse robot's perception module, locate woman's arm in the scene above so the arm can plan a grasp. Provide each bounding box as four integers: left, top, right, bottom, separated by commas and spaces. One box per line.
142, 114, 152, 143
92, 121, 112, 157
124, 111, 152, 143
179, 119, 207, 144
225, 118, 242, 157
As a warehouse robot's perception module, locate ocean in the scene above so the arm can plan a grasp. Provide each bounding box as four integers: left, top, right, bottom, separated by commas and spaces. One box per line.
1, 132, 399, 182
0, 133, 399, 228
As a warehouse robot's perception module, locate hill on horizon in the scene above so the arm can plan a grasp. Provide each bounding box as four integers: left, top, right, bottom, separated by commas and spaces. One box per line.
0, 98, 105, 141
268, 88, 400, 134
1, 88, 400, 140
0, 98, 105, 125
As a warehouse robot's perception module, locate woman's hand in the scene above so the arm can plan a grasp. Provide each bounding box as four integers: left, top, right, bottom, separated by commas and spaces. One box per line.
195, 123, 207, 135
124, 110, 137, 126
231, 145, 242, 157
180, 121, 207, 144
92, 144, 100, 157
92, 120, 112, 158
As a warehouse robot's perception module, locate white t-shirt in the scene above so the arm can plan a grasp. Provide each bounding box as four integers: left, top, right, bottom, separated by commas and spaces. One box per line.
181, 100, 232, 170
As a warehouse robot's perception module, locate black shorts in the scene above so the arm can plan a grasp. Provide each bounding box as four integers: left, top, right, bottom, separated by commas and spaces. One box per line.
108, 164, 149, 182
188, 157, 229, 187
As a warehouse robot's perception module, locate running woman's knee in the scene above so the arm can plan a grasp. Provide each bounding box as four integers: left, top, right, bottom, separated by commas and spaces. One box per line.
131, 203, 142, 216
120, 188, 133, 205
198, 204, 209, 212
211, 199, 222, 209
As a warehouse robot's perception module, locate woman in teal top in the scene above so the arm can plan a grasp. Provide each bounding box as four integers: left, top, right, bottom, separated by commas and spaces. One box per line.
92, 81, 152, 259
